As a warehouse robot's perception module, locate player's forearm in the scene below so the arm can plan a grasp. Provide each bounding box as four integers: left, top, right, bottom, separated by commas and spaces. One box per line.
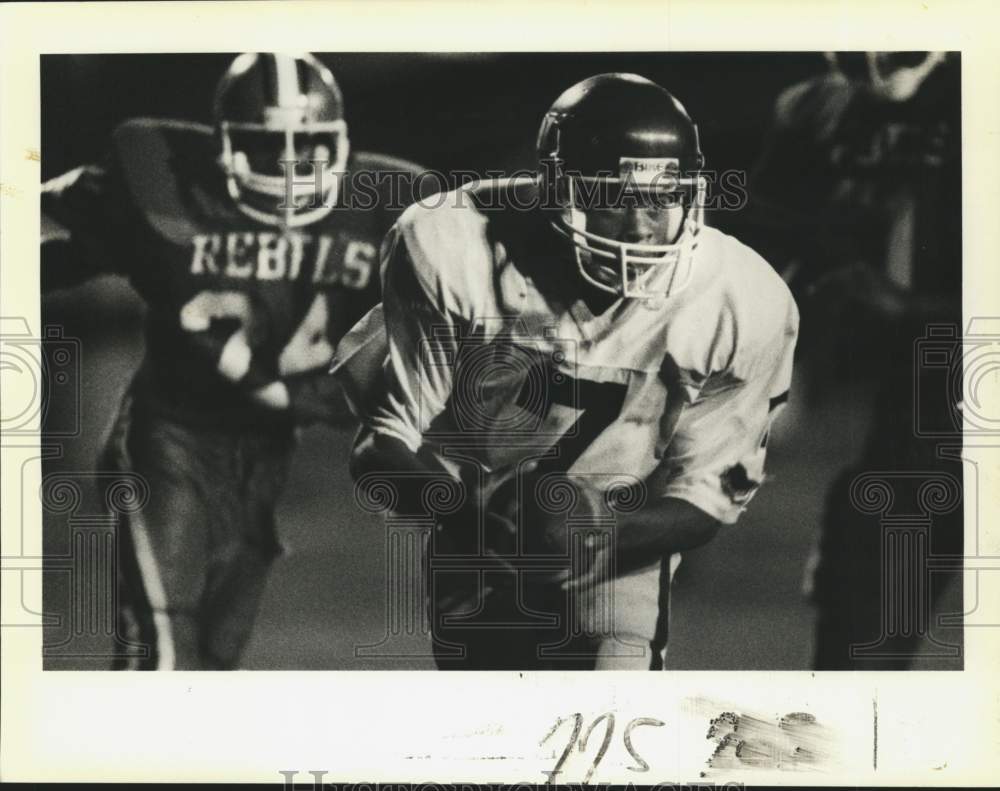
351, 430, 420, 478
350, 429, 458, 517
612, 497, 720, 572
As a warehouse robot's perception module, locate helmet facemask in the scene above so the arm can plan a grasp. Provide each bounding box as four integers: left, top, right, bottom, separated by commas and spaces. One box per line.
219, 119, 349, 228
549, 168, 706, 300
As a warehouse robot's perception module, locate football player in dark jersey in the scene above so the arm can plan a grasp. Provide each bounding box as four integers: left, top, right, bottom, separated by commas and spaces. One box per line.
41, 53, 426, 669
750, 52, 962, 669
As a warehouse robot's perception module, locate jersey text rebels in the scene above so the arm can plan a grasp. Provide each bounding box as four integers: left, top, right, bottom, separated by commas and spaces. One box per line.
42, 118, 422, 428
189, 231, 375, 288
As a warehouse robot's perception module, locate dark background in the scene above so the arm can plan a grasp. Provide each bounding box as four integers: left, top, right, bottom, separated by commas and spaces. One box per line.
41, 52, 823, 182
38, 52, 963, 670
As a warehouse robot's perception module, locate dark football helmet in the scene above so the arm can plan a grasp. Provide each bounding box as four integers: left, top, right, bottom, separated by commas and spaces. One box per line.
538, 73, 706, 299
214, 52, 350, 227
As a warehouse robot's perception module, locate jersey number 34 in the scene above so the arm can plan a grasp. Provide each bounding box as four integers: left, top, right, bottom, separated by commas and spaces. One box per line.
179, 290, 334, 385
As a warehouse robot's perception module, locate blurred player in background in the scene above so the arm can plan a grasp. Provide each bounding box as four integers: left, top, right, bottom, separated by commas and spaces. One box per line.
750, 52, 962, 668
339, 73, 799, 670
41, 53, 425, 669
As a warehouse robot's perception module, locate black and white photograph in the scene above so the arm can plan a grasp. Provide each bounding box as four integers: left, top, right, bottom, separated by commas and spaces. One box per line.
2, 0, 998, 785
36, 49, 965, 672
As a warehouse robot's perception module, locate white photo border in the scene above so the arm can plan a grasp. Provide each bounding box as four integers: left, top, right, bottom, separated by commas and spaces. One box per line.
1, 0, 998, 784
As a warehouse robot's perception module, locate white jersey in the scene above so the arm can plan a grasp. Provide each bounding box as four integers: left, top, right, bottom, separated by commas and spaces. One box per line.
336, 178, 799, 525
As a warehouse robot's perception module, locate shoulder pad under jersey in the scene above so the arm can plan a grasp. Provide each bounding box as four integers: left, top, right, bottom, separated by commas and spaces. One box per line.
391, 186, 497, 320
700, 226, 799, 376
111, 118, 221, 240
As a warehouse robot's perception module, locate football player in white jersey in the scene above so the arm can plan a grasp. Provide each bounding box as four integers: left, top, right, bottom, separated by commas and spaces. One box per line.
338, 73, 799, 670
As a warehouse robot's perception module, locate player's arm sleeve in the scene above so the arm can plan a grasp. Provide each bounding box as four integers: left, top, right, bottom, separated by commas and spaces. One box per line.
363, 221, 461, 453
40, 160, 132, 291
648, 293, 800, 525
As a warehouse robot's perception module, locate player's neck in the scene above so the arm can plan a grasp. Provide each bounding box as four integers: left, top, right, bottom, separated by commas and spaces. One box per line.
577, 281, 621, 317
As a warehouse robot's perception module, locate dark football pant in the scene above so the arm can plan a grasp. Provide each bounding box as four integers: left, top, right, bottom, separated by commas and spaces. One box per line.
430, 560, 675, 670
103, 396, 294, 670
809, 465, 963, 670
808, 329, 964, 671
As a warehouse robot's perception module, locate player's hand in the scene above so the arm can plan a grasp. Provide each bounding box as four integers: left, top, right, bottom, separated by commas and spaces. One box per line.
494, 464, 609, 587
250, 381, 290, 410
433, 459, 532, 565
436, 461, 615, 588
561, 529, 614, 592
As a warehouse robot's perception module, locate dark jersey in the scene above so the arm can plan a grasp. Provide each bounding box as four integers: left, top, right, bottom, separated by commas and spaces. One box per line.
748, 63, 960, 298
42, 118, 426, 428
